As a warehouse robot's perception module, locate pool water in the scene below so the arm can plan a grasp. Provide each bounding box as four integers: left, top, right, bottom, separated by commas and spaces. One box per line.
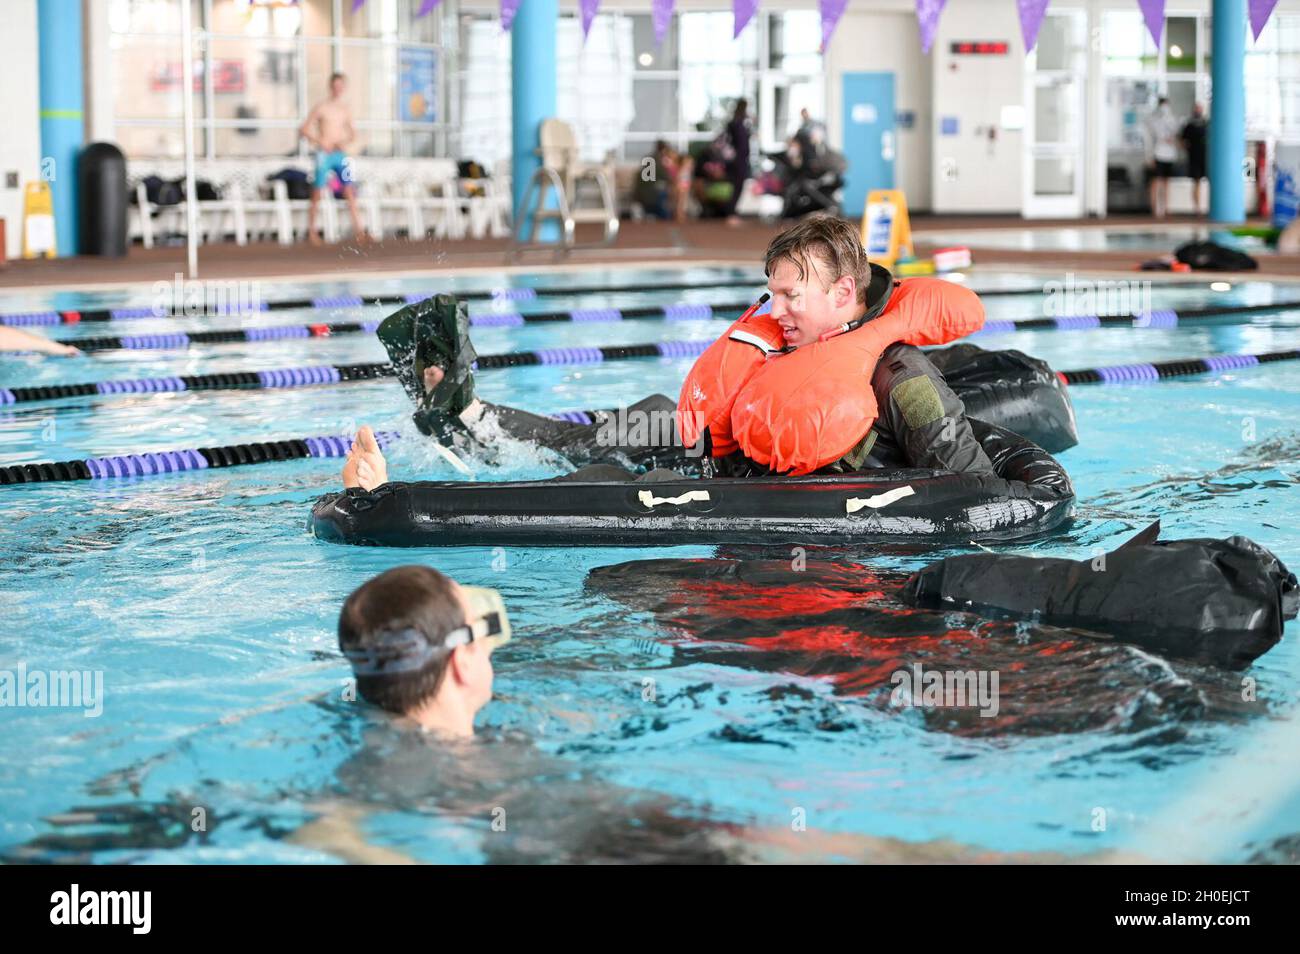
2, 264, 1299, 864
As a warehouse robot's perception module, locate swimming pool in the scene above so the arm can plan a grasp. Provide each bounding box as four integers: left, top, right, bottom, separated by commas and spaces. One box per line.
2, 264, 1298, 863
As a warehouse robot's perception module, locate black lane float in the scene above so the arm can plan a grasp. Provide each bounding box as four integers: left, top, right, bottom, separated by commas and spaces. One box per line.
309, 419, 1074, 548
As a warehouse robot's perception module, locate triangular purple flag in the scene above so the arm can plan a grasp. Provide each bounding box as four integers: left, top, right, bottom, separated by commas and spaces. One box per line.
820, 0, 849, 52
580, 0, 600, 38
1136, 0, 1166, 49
352, 0, 366, 12
1017, 0, 1051, 52
733, 0, 758, 39
916, 0, 948, 54
1250, 0, 1280, 40
652, 0, 675, 46
416, 0, 441, 16
501, 0, 520, 32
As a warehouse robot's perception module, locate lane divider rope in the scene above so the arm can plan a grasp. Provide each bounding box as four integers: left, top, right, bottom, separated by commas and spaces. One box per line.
5, 346, 1300, 484
35, 299, 1300, 355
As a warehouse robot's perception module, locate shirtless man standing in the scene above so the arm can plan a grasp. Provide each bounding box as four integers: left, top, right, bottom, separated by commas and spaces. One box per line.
299, 72, 369, 244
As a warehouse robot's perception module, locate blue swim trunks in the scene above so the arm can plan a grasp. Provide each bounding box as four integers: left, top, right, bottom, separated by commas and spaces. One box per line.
314, 150, 355, 190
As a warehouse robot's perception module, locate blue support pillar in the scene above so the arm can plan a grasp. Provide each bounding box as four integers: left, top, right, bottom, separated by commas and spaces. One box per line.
1209, 0, 1246, 223
37, 0, 85, 256
511, 0, 558, 241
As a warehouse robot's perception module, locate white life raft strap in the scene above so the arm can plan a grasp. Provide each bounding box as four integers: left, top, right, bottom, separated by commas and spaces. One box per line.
637, 489, 711, 509
845, 485, 915, 514
727, 329, 782, 354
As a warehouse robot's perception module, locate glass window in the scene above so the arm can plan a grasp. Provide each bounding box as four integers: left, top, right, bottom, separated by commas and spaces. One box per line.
207, 37, 300, 124
1102, 11, 1156, 75
339, 44, 399, 126
299, 0, 335, 38
400, 0, 442, 44
630, 13, 677, 71
341, 0, 399, 39
1035, 15, 1079, 72
1165, 16, 1196, 74
631, 77, 680, 136
112, 36, 205, 121
768, 11, 820, 74
1033, 156, 1075, 196
680, 12, 758, 68
208, 0, 304, 37
107, 0, 199, 35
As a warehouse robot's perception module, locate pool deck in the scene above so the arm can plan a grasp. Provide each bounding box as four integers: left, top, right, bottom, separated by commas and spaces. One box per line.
2, 213, 1298, 292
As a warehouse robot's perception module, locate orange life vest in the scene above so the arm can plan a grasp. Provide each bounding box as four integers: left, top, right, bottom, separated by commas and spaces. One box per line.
677, 277, 984, 475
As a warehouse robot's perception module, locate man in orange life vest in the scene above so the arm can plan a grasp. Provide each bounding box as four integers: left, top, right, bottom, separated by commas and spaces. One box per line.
342, 214, 993, 489
676, 213, 992, 478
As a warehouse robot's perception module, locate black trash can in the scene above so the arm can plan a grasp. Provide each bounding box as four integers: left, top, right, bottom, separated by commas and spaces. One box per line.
78, 142, 129, 257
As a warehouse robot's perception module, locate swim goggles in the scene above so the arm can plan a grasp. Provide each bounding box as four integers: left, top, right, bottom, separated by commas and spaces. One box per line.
344, 585, 511, 677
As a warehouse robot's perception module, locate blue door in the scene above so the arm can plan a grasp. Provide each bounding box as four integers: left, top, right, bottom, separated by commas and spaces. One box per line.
841, 72, 896, 218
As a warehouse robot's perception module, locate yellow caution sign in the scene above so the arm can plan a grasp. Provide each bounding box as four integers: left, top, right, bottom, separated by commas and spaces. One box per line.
860, 189, 913, 269
22, 181, 57, 259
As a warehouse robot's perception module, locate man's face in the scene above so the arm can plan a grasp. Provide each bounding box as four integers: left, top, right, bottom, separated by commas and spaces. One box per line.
766, 256, 855, 348
331, 76, 346, 98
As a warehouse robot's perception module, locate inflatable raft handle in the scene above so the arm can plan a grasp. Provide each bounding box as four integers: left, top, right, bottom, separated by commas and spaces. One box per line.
846, 486, 915, 513
637, 489, 711, 509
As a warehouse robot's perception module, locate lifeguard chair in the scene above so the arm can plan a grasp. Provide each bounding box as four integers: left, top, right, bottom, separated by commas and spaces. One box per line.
512, 118, 618, 257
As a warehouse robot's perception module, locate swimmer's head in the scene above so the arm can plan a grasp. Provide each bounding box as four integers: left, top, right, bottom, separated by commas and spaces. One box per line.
329, 72, 347, 97
763, 213, 870, 348
338, 565, 495, 733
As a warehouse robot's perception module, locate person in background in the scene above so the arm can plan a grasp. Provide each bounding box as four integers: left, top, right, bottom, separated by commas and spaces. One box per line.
723, 98, 753, 226
1144, 96, 1180, 219
635, 141, 691, 223
0, 326, 79, 357
795, 107, 827, 150
299, 72, 370, 246
1181, 102, 1209, 217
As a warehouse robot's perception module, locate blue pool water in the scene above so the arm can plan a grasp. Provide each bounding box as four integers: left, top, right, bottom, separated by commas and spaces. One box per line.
2, 264, 1298, 863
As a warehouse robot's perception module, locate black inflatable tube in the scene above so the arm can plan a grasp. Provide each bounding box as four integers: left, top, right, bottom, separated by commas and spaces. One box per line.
310, 420, 1074, 548
931, 344, 1078, 454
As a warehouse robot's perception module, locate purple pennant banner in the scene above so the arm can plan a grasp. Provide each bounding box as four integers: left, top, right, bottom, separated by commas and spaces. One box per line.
820, 0, 849, 52
1136, 0, 1166, 49
501, 0, 520, 32
417, 0, 441, 16
352, 0, 366, 12
1017, 0, 1050, 52
652, 0, 674, 46
733, 0, 758, 39
916, 0, 948, 54
580, 0, 600, 38
1250, 0, 1280, 40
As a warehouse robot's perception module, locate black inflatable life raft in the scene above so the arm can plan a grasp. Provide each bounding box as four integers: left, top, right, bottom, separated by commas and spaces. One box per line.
903, 520, 1297, 669
310, 419, 1074, 548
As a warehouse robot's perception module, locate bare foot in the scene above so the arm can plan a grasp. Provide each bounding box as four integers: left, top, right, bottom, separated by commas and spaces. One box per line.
341, 425, 390, 491
422, 364, 445, 394
308, 232, 323, 247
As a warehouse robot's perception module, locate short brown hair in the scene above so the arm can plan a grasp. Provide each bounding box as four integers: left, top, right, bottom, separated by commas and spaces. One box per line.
338, 565, 466, 715
763, 213, 870, 304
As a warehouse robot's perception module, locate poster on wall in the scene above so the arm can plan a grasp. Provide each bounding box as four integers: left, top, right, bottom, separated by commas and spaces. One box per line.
399, 47, 438, 123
